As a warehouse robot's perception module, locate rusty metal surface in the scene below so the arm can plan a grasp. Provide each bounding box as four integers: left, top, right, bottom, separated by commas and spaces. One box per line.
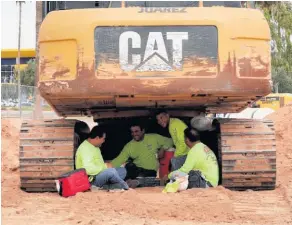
36, 8, 271, 117
93, 109, 201, 121
38, 51, 271, 117
219, 119, 276, 191
19, 119, 77, 192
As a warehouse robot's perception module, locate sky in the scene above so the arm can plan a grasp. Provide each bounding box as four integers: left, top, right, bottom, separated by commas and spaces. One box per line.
1, 1, 36, 49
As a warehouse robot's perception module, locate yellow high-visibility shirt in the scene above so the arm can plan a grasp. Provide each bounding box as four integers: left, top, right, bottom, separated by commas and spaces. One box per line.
169, 142, 219, 187
169, 118, 189, 157
111, 134, 173, 171
75, 140, 107, 181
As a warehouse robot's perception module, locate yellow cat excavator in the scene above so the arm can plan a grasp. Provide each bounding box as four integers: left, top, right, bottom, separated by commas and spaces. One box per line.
19, 1, 276, 192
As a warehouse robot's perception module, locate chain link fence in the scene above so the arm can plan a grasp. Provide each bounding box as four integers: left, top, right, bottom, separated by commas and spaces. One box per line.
1, 83, 58, 119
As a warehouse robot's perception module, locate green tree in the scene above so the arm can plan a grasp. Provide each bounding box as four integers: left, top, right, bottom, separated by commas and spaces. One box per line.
20, 59, 36, 86
256, 1, 292, 93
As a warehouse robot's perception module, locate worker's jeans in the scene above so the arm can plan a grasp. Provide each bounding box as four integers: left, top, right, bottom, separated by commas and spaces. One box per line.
170, 155, 187, 171
169, 170, 211, 188
125, 162, 157, 180
92, 167, 129, 190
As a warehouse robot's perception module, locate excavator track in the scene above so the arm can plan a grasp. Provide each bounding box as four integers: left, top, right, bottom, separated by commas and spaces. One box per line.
19, 118, 276, 192
19, 119, 77, 192
219, 119, 276, 191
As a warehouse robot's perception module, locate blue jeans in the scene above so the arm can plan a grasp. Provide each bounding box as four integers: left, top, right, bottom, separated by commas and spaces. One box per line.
171, 155, 187, 171
92, 167, 129, 190
169, 170, 211, 188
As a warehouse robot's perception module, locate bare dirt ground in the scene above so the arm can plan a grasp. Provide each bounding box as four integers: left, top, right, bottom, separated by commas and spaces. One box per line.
1, 106, 292, 225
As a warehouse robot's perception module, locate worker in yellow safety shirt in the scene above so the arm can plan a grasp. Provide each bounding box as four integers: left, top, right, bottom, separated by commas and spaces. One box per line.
75, 125, 129, 190
155, 109, 189, 171
168, 127, 219, 188
110, 122, 173, 187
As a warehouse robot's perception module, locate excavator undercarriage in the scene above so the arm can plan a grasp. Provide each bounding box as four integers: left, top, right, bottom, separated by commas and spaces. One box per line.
19, 117, 276, 192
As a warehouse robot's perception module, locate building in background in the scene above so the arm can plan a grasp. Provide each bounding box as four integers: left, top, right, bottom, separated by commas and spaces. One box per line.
1, 49, 35, 83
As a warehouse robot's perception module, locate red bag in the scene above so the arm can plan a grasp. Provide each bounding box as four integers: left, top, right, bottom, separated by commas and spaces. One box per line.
57, 168, 91, 197
159, 150, 175, 179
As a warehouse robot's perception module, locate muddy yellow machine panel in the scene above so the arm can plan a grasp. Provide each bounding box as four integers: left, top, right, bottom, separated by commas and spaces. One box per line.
37, 7, 272, 117
39, 40, 77, 81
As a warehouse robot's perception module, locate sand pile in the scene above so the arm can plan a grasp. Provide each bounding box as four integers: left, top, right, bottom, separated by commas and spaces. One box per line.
1, 118, 21, 176
266, 106, 292, 206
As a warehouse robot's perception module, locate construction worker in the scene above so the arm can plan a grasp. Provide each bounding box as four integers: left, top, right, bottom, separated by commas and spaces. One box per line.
155, 110, 189, 171
75, 125, 129, 190
110, 122, 173, 183
169, 127, 219, 188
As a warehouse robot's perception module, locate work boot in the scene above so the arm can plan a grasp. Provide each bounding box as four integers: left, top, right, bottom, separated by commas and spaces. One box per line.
126, 179, 140, 188
90, 185, 103, 192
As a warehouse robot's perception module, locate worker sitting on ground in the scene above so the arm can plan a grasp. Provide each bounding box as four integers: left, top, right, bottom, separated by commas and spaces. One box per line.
75, 125, 129, 190
110, 123, 173, 183
168, 127, 219, 188
155, 110, 189, 171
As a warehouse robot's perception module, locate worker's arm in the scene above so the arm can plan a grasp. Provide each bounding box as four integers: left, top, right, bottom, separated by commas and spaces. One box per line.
111, 144, 131, 168
155, 134, 174, 158
156, 134, 174, 150
104, 161, 113, 168
80, 151, 105, 176
168, 149, 196, 179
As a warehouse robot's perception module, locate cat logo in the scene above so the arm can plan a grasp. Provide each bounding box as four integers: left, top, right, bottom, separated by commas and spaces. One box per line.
119, 31, 188, 72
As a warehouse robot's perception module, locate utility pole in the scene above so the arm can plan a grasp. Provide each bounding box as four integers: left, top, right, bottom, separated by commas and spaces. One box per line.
33, 1, 44, 119
17, 1, 23, 117
274, 82, 279, 93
